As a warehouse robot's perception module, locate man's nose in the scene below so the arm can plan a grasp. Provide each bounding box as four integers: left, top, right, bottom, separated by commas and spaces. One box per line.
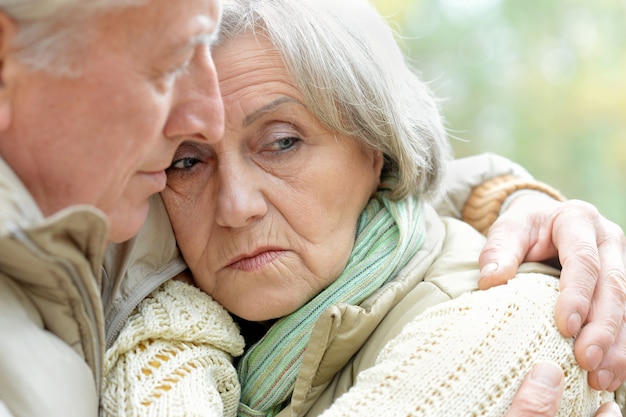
164, 46, 225, 144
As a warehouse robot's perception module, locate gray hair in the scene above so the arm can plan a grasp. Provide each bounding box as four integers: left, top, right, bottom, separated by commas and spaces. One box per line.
1, 0, 147, 76
218, 0, 451, 199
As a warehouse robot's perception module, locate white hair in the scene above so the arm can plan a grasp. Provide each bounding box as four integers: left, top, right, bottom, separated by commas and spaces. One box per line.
1, 0, 147, 76
218, 0, 452, 199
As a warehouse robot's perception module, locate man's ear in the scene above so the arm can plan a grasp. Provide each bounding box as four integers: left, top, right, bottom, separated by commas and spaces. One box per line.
0, 12, 17, 132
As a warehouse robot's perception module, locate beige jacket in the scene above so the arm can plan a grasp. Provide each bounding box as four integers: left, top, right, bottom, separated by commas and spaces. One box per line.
0, 157, 108, 417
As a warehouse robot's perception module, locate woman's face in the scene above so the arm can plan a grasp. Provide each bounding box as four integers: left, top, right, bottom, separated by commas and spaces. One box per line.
161, 34, 383, 321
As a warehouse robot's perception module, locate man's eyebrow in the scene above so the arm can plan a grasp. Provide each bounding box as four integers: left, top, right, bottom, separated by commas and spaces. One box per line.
243, 97, 302, 127
192, 31, 219, 47
166, 31, 218, 58
191, 14, 221, 47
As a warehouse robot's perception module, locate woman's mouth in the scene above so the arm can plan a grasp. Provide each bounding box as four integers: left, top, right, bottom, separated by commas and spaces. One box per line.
227, 249, 285, 271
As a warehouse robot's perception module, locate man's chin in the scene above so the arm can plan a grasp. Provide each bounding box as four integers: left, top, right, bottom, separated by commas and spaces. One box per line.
107, 201, 150, 243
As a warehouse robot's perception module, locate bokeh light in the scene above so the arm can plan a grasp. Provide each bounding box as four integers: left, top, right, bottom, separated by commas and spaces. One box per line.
373, 0, 626, 228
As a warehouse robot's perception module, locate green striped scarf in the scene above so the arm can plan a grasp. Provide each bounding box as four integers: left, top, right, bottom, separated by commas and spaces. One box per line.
237, 186, 426, 416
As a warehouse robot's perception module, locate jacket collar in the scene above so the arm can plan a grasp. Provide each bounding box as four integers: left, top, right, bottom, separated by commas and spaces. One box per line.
0, 156, 109, 284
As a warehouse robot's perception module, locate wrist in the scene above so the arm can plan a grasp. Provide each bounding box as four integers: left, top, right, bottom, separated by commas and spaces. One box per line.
501, 189, 562, 214
463, 175, 566, 235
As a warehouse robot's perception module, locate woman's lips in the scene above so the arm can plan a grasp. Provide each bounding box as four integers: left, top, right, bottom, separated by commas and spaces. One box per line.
227, 249, 285, 271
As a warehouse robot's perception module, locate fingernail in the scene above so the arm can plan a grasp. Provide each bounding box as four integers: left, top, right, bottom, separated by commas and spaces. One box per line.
531, 362, 563, 389
586, 345, 604, 371
567, 312, 582, 335
597, 369, 614, 391
480, 262, 498, 277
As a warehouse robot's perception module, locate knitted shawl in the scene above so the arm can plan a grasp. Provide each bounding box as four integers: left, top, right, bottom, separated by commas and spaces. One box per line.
102, 280, 245, 417
237, 187, 425, 417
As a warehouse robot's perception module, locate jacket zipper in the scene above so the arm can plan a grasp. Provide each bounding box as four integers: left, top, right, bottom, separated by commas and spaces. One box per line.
105, 257, 187, 350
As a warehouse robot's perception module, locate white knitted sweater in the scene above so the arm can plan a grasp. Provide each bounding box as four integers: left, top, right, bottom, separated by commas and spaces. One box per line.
101, 280, 244, 417
320, 275, 613, 417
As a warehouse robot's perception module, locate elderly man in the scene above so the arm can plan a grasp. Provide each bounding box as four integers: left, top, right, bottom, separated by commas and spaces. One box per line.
0, 1, 623, 417
0, 0, 222, 415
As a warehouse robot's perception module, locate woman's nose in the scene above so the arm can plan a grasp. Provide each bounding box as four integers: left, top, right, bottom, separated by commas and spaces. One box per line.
215, 163, 268, 228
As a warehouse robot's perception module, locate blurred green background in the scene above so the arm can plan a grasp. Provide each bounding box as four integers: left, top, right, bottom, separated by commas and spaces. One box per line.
372, 0, 626, 229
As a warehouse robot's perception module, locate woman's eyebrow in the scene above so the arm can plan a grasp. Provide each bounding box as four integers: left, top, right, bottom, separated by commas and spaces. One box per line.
243, 97, 302, 127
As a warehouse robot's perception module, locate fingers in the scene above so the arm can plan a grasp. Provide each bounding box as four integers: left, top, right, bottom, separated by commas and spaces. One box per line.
551, 201, 606, 339
506, 363, 622, 417
552, 202, 626, 389
477, 215, 530, 290
477, 192, 560, 290
580, 305, 626, 391
585, 316, 626, 392
505, 362, 564, 417
477, 246, 523, 290
573, 268, 626, 389
593, 401, 622, 417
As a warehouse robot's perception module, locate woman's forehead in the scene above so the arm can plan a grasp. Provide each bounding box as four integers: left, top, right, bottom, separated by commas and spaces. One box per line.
214, 35, 298, 103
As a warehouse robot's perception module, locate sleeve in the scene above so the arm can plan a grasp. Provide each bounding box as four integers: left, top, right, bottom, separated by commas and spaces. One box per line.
318, 274, 613, 417
0, 401, 15, 417
0, 277, 99, 417
101, 280, 245, 417
461, 174, 566, 235
433, 153, 566, 235
431, 153, 535, 219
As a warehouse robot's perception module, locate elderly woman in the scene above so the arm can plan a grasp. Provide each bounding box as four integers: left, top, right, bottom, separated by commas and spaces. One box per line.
101, 0, 625, 416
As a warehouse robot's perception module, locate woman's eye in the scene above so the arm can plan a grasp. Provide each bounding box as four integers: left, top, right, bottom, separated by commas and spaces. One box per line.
169, 157, 199, 170
272, 137, 300, 151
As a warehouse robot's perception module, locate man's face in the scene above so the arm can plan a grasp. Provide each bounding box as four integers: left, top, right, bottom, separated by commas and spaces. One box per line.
0, 0, 224, 242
